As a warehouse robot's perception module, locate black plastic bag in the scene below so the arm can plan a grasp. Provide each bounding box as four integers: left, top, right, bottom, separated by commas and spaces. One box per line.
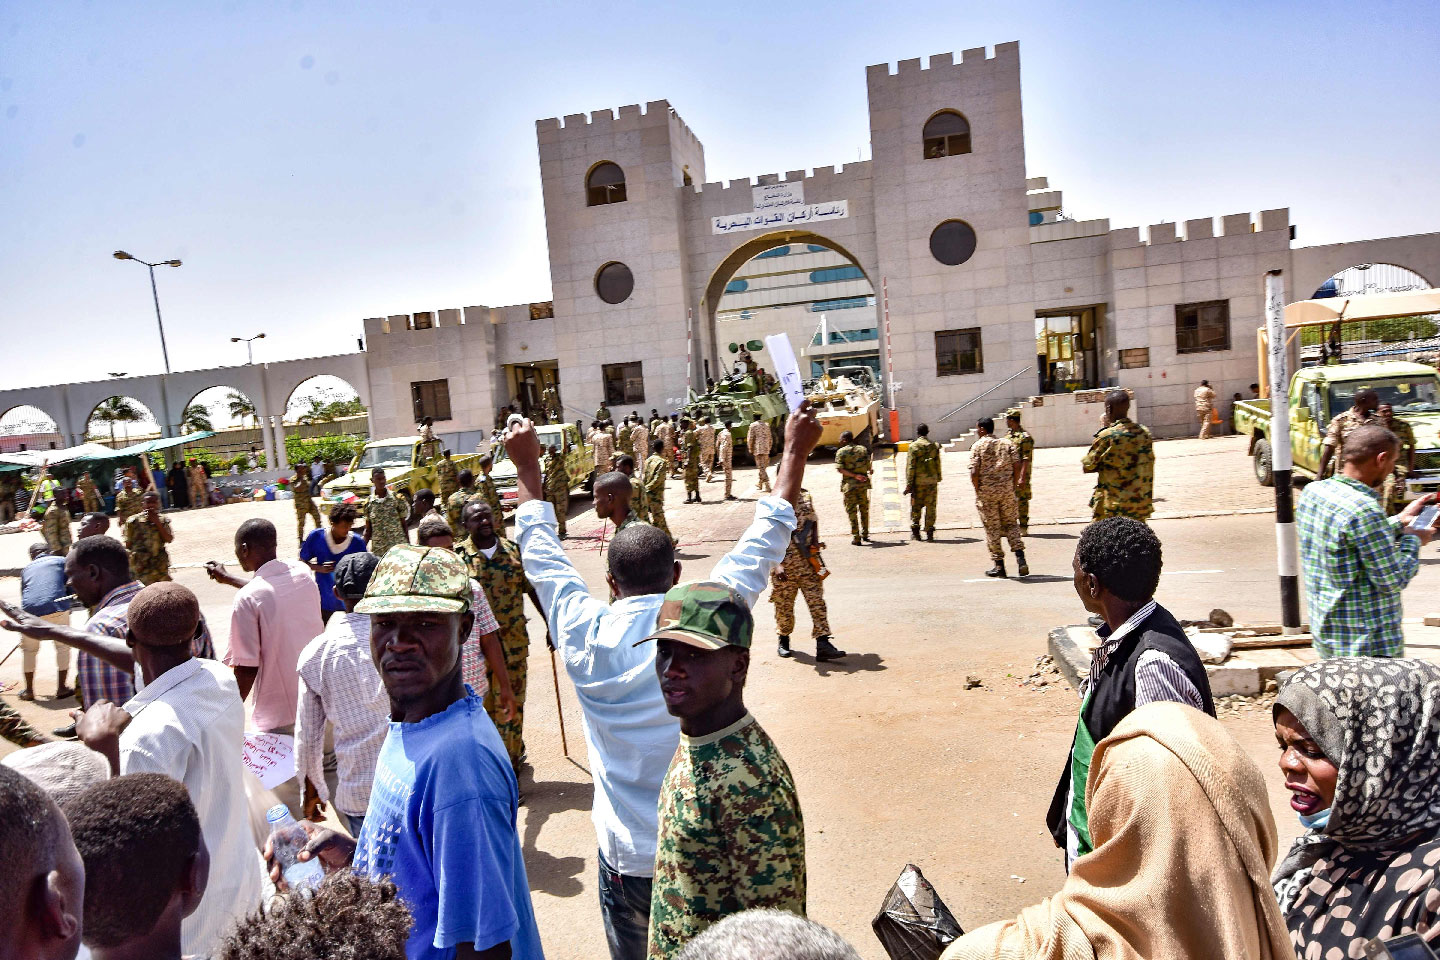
871, 863, 964, 960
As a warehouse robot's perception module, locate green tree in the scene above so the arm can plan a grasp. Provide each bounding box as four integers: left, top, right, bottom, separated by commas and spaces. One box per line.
227, 391, 258, 428
180, 404, 214, 433
287, 432, 367, 467
89, 396, 143, 443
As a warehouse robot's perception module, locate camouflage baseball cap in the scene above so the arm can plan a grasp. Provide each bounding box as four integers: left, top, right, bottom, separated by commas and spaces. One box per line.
636, 580, 752, 651
354, 544, 472, 615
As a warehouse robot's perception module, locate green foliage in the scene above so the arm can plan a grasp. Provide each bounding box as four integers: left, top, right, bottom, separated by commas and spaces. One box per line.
180, 404, 214, 433
286, 432, 365, 467
181, 446, 228, 471
226, 391, 258, 427
89, 396, 144, 442
297, 396, 367, 424
1300, 315, 1440, 347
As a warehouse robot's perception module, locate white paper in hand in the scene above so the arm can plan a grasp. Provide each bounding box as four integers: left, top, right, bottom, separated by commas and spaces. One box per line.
763, 333, 806, 412
242, 732, 297, 790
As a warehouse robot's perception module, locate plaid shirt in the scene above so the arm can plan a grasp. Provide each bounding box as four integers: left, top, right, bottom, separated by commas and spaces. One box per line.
78, 581, 217, 707
1297, 475, 1420, 658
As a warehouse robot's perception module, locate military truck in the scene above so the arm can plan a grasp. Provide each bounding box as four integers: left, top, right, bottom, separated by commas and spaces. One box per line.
1233, 361, 1440, 496
490, 422, 593, 510
682, 370, 788, 458
320, 436, 482, 516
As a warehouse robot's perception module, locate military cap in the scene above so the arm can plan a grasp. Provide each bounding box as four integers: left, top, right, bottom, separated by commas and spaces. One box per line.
355, 544, 471, 615
637, 580, 752, 651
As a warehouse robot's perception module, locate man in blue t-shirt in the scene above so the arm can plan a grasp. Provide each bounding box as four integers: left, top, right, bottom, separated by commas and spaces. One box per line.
19, 543, 74, 701
266, 544, 544, 960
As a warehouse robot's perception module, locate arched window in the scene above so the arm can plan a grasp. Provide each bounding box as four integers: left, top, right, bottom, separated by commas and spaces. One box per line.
923, 111, 971, 159
586, 162, 627, 206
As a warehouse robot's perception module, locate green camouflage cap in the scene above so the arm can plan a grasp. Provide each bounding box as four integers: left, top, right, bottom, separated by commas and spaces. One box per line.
354, 544, 472, 615
636, 580, 752, 651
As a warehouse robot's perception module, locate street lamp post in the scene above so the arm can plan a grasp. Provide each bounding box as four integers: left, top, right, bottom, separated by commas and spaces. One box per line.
114, 250, 182, 439
230, 332, 266, 365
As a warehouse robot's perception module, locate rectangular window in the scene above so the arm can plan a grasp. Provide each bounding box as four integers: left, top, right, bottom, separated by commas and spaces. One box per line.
935, 328, 984, 377
1119, 347, 1150, 369
411, 379, 452, 422
602, 362, 646, 405
1175, 300, 1230, 354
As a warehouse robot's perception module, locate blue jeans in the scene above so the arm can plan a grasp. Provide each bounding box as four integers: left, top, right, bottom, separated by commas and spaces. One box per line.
343, 812, 365, 837
598, 850, 652, 960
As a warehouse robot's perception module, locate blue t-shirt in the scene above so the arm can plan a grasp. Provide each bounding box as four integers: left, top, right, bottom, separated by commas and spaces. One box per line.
354, 694, 544, 960
299, 529, 370, 611
21, 555, 71, 617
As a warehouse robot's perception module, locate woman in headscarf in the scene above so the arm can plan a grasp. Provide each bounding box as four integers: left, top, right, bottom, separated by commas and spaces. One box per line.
943, 701, 1292, 960
1272, 658, 1440, 957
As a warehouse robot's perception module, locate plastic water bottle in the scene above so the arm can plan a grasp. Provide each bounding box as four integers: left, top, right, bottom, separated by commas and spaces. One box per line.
267, 805, 324, 892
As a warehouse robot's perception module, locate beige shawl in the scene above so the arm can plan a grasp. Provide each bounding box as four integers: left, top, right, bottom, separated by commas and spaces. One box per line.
943, 702, 1294, 960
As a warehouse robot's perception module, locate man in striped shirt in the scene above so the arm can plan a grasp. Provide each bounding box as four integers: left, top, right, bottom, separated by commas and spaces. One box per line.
1047, 517, 1215, 868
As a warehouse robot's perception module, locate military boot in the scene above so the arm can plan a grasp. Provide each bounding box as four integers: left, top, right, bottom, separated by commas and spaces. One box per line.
851, 533, 862, 546
926, 529, 935, 542
1016, 550, 1030, 577
815, 636, 847, 661
986, 555, 1008, 578
861, 529, 870, 542
911, 525, 921, 540
777, 635, 792, 658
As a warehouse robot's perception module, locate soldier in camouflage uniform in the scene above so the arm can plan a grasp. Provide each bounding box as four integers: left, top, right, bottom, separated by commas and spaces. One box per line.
746, 414, 772, 492
591, 422, 616, 475
644, 439, 673, 543
969, 418, 1028, 578
318, 461, 337, 491
41, 493, 72, 556
697, 416, 717, 481
905, 423, 942, 541
1005, 411, 1035, 533
630, 416, 650, 469
1319, 388, 1382, 479
716, 420, 735, 500
362, 467, 410, 558
669, 414, 683, 477
457, 499, 542, 770
543, 446, 570, 537
113, 475, 144, 524
680, 420, 702, 503
124, 490, 174, 585
435, 449, 459, 506
771, 489, 845, 661
446, 468, 478, 532
477, 454, 505, 529
1379, 402, 1418, 515
292, 464, 323, 544
833, 430, 872, 544
641, 581, 807, 959
616, 454, 648, 523
617, 418, 633, 462
77, 472, 100, 512
1082, 390, 1155, 521
541, 384, 561, 424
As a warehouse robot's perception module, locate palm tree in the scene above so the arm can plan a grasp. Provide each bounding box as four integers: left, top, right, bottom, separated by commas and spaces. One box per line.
226, 391, 258, 428
180, 404, 214, 434
90, 396, 143, 443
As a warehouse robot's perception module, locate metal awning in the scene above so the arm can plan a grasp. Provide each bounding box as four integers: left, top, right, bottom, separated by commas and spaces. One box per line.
1285, 288, 1440, 328
110, 431, 216, 455
0, 443, 125, 469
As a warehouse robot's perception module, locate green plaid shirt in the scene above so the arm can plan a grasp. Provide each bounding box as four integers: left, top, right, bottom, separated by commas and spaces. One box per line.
1297, 475, 1420, 658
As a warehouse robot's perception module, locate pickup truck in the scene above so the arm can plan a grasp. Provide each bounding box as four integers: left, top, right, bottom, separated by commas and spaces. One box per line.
321, 435, 483, 516
1233, 361, 1440, 497
490, 422, 594, 510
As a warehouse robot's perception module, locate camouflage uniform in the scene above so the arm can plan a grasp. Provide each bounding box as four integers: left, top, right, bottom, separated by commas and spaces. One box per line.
697, 422, 717, 480
746, 420, 773, 492
123, 513, 173, 585
631, 422, 650, 466
592, 429, 615, 474
477, 473, 504, 524
41, 503, 72, 555
541, 385, 561, 423
716, 428, 734, 498
0, 699, 44, 748
1323, 408, 1383, 477
77, 474, 100, 512
188, 464, 208, 509
364, 493, 409, 558
1082, 417, 1155, 521
617, 422, 633, 460
906, 435, 942, 534
770, 491, 830, 639
596, 404, 612, 423
682, 427, 701, 497
114, 487, 145, 524
1382, 416, 1418, 514
969, 436, 1024, 559
643, 453, 672, 541
630, 471, 650, 523
834, 442, 872, 539
293, 478, 322, 543
446, 483, 477, 532
653, 420, 672, 467
647, 713, 805, 959
1007, 424, 1035, 532
543, 451, 570, 536
457, 535, 531, 768
435, 455, 459, 503
1194, 385, 1217, 439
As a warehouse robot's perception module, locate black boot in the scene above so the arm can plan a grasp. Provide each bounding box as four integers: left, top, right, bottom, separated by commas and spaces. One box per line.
911, 525, 921, 541
861, 529, 870, 542
777, 635, 792, 658
986, 556, 1008, 578
815, 635, 847, 661
1016, 550, 1030, 577
851, 534, 861, 545
926, 529, 935, 542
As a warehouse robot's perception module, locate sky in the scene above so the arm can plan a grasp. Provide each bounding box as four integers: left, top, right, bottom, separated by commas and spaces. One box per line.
2, 0, 1437, 410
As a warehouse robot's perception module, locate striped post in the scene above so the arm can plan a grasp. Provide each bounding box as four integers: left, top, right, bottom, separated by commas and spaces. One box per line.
1265, 269, 1303, 632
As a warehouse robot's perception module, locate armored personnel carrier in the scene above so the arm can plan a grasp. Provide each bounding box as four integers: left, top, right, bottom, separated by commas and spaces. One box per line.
682, 365, 789, 457
805, 365, 883, 446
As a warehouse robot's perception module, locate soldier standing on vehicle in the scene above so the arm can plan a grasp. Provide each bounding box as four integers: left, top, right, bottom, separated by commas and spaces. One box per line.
834, 430, 871, 545
1082, 390, 1155, 522
1006, 411, 1035, 534
1378, 402, 1417, 515
447, 468, 478, 532
543, 445, 570, 538
970, 418, 1028, 578
717, 420, 736, 500
417, 415, 439, 462
1194, 380, 1217, 439
435, 448, 459, 505
697, 416, 717, 482
644, 439, 673, 543
772, 488, 846, 662
681, 419, 702, 503
1318, 388, 1382, 479
363, 467, 409, 558
905, 423, 941, 541
124, 490, 174, 585
747, 413, 773, 493
292, 464, 323, 545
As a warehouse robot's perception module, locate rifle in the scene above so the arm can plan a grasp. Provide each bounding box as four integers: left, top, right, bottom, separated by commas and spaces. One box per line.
795, 519, 830, 580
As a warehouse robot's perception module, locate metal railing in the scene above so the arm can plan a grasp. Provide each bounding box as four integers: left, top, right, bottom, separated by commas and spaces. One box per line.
936, 365, 1033, 423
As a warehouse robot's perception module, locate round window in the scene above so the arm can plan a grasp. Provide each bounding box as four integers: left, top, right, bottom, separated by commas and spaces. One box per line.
929, 220, 977, 266
595, 262, 634, 304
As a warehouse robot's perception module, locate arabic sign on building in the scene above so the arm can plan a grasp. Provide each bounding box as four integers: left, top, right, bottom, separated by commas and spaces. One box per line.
753, 182, 804, 211
712, 200, 849, 235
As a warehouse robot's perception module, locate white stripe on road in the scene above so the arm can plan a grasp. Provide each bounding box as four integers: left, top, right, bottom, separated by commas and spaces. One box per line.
1164, 569, 1224, 575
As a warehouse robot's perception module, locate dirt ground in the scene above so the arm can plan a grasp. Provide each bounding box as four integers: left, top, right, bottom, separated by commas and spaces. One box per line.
3, 433, 1431, 958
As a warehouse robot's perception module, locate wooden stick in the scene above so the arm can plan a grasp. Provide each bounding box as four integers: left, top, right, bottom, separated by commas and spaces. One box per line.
548, 644, 569, 759
24, 462, 50, 517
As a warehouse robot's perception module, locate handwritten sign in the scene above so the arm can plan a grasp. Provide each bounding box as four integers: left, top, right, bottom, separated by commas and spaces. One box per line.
752, 182, 804, 211
764, 333, 806, 413
242, 732, 296, 790
712, 201, 849, 235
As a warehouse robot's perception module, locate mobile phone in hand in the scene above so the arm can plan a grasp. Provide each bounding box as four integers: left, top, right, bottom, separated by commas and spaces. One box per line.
1414, 504, 1439, 531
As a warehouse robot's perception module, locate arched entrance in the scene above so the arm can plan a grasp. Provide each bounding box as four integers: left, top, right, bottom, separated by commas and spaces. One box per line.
1303, 263, 1438, 363
0, 405, 63, 453
284, 375, 366, 425
702, 232, 880, 387
85, 396, 159, 446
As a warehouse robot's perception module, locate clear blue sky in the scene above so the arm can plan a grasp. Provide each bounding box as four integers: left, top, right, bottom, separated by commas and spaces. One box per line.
2, 0, 1436, 397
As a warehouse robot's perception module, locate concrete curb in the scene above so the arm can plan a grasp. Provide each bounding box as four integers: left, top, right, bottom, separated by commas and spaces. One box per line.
1048, 625, 1089, 690
885, 506, 1275, 535
1048, 622, 1264, 696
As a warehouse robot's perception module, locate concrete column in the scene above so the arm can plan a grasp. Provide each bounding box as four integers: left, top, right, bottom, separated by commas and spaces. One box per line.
258, 419, 276, 472
270, 415, 290, 471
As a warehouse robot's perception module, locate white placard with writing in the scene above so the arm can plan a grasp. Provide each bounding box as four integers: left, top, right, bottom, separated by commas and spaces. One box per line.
764, 333, 806, 413
712, 201, 849, 235
752, 182, 804, 211
242, 732, 296, 790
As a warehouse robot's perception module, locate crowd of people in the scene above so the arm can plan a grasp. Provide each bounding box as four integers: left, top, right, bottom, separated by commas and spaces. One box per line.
1, 387, 1438, 960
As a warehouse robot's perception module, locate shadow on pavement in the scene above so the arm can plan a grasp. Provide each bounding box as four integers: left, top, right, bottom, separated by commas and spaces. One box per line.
1016, 574, 1071, 584
784, 651, 886, 675
520, 771, 593, 898
1024, 532, 1080, 540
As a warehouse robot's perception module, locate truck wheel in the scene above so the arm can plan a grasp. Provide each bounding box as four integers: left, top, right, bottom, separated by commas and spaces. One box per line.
1253, 438, 1275, 487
